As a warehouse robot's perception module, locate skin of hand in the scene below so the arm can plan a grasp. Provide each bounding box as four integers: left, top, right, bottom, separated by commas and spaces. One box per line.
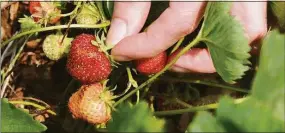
106, 1, 267, 73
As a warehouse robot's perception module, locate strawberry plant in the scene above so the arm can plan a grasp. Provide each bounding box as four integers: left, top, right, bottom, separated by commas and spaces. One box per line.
1, 1, 284, 132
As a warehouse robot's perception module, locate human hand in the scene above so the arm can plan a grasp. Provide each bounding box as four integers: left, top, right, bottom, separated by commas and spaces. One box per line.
106, 2, 267, 73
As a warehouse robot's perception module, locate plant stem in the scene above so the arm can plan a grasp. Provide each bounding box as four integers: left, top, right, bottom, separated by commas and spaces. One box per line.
60, 2, 81, 17
113, 35, 202, 107
60, 3, 80, 45
59, 79, 76, 105
9, 101, 57, 115
159, 76, 249, 93
154, 97, 247, 116
1, 74, 12, 98
10, 97, 50, 107
173, 98, 193, 108
126, 67, 138, 88
95, 1, 109, 33
2, 35, 29, 80
171, 37, 185, 54
1, 35, 31, 98
60, 12, 74, 17
1, 22, 110, 48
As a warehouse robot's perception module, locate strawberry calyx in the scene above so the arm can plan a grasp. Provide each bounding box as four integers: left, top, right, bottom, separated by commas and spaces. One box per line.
99, 80, 118, 110
92, 31, 120, 67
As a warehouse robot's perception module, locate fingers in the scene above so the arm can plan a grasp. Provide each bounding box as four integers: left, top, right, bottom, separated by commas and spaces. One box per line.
230, 2, 267, 44
106, 2, 151, 46
169, 48, 216, 73
169, 2, 268, 73
111, 2, 206, 61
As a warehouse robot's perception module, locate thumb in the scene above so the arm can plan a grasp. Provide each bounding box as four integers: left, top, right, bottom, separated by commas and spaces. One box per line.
106, 2, 151, 46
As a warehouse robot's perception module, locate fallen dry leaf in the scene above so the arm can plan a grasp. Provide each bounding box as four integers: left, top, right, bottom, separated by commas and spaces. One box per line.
1, 9, 12, 41
1, 2, 16, 10
26, 39, 41, 49
34, 115, 45, 123
9, 2, 20, 21
8, 87, 24, 100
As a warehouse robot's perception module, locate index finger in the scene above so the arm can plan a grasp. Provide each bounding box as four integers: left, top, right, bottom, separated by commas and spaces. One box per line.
111, 2, 206, 61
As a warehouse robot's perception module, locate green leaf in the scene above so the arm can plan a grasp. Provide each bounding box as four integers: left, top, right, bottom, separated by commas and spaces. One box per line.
216, 96, 284, 132
251, 29, 285, 122
186, 111, 226, 132
107, 101, 166, 132
270, 2, 285, 31
18, 15, 41, 32
1, 98, 47, 132
185, 29, 284, 132
199, 2, 251, 83
102, 0, 114, 19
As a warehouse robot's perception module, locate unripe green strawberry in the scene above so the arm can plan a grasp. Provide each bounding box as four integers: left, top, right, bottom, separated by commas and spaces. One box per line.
42, 34, 73, 60
75, 3, 100, 25
68, 83, 114, 125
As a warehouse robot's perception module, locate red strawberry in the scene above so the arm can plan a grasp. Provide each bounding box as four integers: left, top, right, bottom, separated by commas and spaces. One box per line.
135, 51, 167, 75
29, 2, 61, 24
29, 2, 41, 15
66, 34, 111, 84
68, 83, 114, 125
167, 48, 183, 65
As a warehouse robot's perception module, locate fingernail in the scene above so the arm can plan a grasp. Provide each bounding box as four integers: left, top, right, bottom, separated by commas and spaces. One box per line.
106, 18, 127, 46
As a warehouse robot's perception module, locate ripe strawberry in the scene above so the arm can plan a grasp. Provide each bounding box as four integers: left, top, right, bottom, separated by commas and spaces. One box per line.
66, 34, 111, 84
135, 52, 167, 75
29, 2, 61, 24
68, 83, 114, 125
29, 2, 41, 15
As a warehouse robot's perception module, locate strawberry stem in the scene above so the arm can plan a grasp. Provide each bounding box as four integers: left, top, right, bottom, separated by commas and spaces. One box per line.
173, 98, 193, 108
154, 97, 248, 116
9, 97, 50, 107
136, 91, 140, 105
1, 22, 110, 48
9, 100, 57, 116
113, 33, 202, 107
60, 12, 74, 17
1, 35, 31, 98
171, 37, 185, 54
60, 3, 81, 17
126, 67, 138, 88
113, 67, 138, 98
59, 2, 82, 46
159, 76, 250, 93
94, 1, 108, 33
151, 92, 193, 109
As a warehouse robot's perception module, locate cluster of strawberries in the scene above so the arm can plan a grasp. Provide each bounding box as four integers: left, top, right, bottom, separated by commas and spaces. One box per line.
65, 33, 170, 125
29, 1, 182, 126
